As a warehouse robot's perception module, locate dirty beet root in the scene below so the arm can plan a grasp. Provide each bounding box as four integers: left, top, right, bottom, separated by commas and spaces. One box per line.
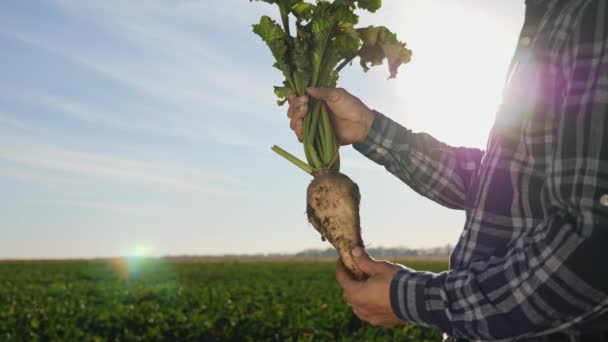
306, 172, 365, 280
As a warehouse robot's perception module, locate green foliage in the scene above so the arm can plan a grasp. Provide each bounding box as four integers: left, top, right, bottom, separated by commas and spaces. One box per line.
251, 0, 412, 174
0, 259, 446, 341
253, 16, 293, 86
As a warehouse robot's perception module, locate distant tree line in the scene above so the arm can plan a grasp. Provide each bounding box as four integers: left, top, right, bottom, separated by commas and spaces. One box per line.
163, 245, 452, 260
294, 245, 452, 258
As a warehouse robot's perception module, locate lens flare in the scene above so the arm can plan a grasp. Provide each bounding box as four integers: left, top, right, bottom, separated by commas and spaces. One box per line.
132, 246, 151, 258
107, 245, 155, 279
126, 245, 153, 278
103, 247, 181, 306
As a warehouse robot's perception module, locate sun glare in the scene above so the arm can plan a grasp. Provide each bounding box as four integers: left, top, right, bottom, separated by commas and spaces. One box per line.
131, 245, 152, 258
393, 2, 522, 148
110, 245, 155, 278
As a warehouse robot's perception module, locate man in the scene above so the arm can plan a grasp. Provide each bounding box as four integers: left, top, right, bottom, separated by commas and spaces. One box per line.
287, 0, 608, 341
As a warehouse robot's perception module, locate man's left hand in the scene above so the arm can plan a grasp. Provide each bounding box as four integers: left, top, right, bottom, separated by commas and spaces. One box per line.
336, 247, 404, 328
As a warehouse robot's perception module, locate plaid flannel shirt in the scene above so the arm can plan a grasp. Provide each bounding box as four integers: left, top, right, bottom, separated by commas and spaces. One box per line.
353, 0, 608, 340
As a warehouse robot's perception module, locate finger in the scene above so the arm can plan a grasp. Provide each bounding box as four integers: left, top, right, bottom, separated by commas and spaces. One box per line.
288, 103, 308, 120
295, 120, 303, 142
352, 308, 366, 321
290, 118, 303, 133
290, 118, 297, 131
287, 96, 307, 117
287, 103, 295, 119
351, 247, 379, 275
294, 103, 308, 119
336, 258, 358, 290
288, 95, 309, 108
294, 96, 309, 106
306, 87, 343, 102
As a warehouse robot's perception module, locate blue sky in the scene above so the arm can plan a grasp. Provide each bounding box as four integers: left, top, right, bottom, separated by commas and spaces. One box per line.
0, 1, 524, 259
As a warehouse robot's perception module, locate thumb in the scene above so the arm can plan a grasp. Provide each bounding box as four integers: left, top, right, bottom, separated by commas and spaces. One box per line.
351, 247, 378, 275
306, 87, 341, 102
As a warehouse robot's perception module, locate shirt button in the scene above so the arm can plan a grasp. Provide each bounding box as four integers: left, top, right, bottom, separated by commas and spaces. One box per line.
520, 36, 532, 47
376, 147, 385, 154
600, 194, 608, 207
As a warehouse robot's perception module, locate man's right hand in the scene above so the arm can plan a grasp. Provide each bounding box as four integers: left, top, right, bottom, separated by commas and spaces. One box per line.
287, 87, 376, 145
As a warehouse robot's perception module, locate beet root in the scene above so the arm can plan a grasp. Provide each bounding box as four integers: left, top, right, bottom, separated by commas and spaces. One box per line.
306, 172, 365, 279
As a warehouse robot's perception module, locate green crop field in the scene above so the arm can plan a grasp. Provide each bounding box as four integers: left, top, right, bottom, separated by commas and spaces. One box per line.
0, 259, 448, 341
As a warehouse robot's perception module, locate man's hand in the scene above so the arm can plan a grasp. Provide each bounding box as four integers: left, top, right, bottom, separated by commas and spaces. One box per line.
287, 87, 376, 145
336, 247, 403, 328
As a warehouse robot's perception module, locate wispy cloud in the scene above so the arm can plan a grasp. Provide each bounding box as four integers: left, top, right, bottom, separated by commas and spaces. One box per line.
0, 30, 268, 126
0, 0, 281, 148
0, 112, 44, 132
0, 164, 78, 186
0, 133, 245, 196
0, 85, 204, 143
1, 1, 279, 113
57, 199, 157, 215
0, 82, 271, 149
0, 85, 160, 131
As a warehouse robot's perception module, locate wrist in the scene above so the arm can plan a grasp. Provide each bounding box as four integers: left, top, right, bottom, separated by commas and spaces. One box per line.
357, 109, 376, 144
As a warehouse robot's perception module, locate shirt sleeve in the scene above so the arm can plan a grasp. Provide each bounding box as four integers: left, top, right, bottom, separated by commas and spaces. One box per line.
353, 112, 484, 211
389, 2, 608, 340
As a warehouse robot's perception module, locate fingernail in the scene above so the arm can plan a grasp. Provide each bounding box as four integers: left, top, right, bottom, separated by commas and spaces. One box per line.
352, 247, 363, 257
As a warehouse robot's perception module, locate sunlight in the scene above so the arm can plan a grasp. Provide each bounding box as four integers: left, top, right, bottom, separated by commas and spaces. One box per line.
131, 245, 152, 258
107, 246, 154, 279
119, 245, 154, 278
393, 2, 522, 148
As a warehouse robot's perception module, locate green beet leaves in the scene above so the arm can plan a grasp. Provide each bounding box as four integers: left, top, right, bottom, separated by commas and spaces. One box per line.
252, 0, 412, 173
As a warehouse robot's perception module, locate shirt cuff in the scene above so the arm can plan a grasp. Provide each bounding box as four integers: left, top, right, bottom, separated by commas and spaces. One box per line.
390, 268, 437, 328
352, 110, 399, 157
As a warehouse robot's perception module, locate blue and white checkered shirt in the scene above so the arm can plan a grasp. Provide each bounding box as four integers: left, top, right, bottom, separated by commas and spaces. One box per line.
354, 0, 608, 340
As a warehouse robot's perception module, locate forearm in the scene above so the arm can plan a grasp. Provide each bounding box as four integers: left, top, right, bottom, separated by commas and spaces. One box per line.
353, 111, 484, 210
390, 214, 608, 340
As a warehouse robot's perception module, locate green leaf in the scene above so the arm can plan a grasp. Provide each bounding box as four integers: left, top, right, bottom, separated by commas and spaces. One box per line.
330, 2, 360, 26
250, 0, 301, 12
355, 0, 382, 12
333, 30, 361, 62
250, 0, 307, 27
332, 0, 381, 13
292, 2, 313, 21
274, 86, 292, 106
251, 0, 411, 172
292, 23, 313, 95
310, 2, 336, 87
252, 16, 294, 86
